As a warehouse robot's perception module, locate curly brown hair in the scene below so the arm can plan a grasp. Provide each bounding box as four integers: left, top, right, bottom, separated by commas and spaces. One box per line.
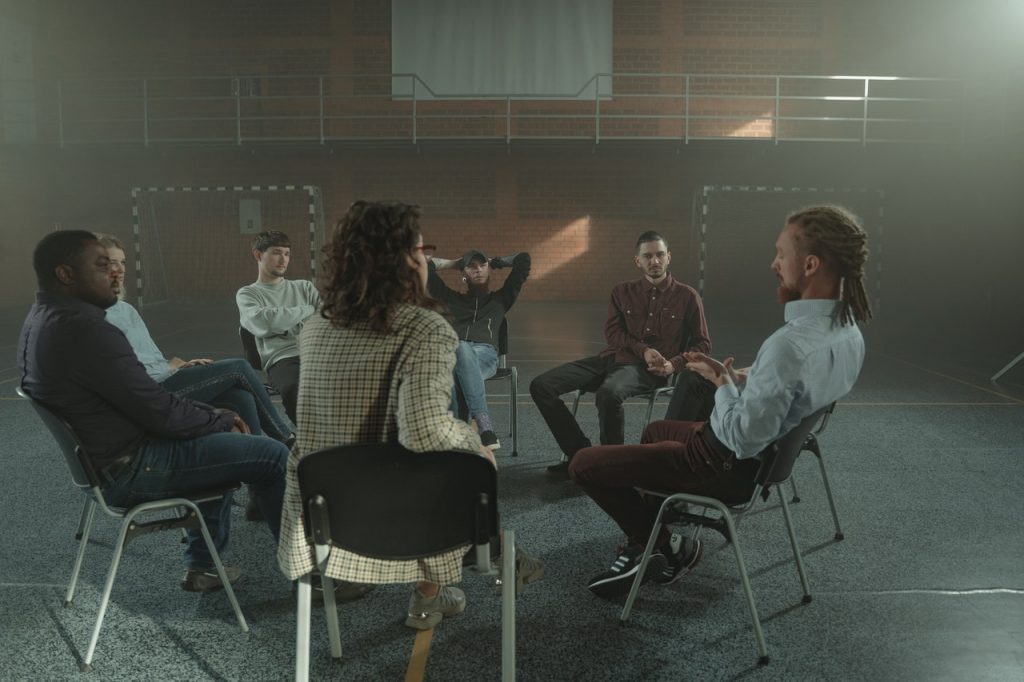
319, 201, 443, 333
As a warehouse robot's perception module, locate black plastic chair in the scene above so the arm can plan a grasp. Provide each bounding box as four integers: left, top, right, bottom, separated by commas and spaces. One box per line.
239, 326, 263, 371
620, 406, 829, 666
239, 326, 280, 396
486, 318, 519, 456
293, 443, 516, 682
788, 402, 845, 540
16, 386, 247, 672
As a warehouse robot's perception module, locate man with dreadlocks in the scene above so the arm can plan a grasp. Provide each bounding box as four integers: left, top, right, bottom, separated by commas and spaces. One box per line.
571, 205, 871, 598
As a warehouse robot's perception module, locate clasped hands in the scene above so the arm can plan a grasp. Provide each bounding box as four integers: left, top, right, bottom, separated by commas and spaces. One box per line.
683, 351, 749, 387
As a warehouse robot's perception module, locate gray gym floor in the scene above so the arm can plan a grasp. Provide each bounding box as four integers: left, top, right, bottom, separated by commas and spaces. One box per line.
1, 301, 1022, 681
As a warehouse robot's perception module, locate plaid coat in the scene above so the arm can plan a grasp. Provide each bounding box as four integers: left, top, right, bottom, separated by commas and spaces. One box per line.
277, 304, 484, 584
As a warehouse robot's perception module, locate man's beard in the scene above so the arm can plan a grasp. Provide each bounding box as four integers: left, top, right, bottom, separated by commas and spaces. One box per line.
777, 284, 801, 304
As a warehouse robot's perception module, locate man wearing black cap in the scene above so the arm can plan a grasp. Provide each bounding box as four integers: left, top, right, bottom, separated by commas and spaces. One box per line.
427, 248, 531, 448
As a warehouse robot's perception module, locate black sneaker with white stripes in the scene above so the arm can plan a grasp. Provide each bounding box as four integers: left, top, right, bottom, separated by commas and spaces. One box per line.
651, 534, 703, 585
587, 544, 667, 599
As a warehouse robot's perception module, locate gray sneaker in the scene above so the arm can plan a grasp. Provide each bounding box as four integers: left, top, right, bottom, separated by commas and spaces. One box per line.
405, 586, 466, 630
182, 564, 241, 592
496, 549, 545, 594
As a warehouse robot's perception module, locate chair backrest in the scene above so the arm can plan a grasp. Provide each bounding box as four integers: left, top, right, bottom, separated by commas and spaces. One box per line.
16, 386, 100, 491
238, 326, 263, 371
296, 443, 498, 560
754, 405, 832, 488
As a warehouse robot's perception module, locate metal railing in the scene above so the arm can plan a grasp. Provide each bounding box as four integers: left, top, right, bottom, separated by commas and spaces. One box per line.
0, 72, 965, 147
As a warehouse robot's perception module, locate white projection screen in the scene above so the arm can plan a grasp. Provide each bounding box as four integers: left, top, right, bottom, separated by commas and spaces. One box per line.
392, 0, 612, 99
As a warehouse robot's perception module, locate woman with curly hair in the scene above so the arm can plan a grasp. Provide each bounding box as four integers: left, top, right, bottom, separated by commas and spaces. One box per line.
276, 201, 506, 628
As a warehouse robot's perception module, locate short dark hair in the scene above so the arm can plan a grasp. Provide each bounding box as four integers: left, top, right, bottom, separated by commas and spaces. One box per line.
252, 230, 291, 253
33, 230, 98, 289
635, 231, 667, 253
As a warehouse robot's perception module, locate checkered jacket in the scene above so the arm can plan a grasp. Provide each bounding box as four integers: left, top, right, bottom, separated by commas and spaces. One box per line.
277, 304, 484, 584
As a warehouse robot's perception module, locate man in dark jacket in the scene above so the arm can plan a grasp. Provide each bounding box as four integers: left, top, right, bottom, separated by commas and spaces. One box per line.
428, 249, 531, 448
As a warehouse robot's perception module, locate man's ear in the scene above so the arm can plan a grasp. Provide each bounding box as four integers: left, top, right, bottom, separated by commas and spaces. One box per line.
252, 249, 262, 263
54, 264, 74, 286
804, 253, 822, 277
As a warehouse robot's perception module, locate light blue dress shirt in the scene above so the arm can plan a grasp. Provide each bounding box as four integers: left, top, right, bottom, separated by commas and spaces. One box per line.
104, 300, 174, 382
710, 299, 865, 459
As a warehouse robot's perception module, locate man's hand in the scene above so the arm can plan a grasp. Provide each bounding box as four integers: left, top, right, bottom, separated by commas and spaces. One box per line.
684, 351, 736, 388
168, 357, 213, 369
480, 445, 497, 469
215, 408, 251, 434
648, 360, 675, 377
643, 347, 666, 367
430, 256, 459, 270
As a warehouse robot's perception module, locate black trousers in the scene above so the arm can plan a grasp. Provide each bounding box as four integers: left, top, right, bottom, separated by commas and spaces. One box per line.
663, 370, 716, 422
529, 355, 663, 459
266, 356, 300, 424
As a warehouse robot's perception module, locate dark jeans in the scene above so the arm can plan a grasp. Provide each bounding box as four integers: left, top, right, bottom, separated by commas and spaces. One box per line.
266, 356, 300, 424
529, 354, 664, 459
569, 420, 759, 547
103, 432, 288, 570
663, 370, 717, 422
160, 358, 293, 441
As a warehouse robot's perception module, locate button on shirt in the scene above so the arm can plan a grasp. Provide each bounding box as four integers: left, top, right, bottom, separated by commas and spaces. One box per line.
711, 299, 865, 459
17, 292, 233, 470
602, 275, 711, 370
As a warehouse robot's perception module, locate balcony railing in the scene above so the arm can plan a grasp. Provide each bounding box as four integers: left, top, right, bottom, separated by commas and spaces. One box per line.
0, 72, 965, 147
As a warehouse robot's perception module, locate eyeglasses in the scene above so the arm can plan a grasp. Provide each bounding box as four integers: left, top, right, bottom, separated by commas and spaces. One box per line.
414, 244, 437, 257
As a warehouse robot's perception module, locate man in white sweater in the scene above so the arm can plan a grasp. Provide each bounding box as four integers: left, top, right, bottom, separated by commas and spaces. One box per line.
236, 231, 321, 423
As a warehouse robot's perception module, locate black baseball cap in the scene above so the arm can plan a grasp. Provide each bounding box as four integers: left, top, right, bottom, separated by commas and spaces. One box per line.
460, 250, 488, 268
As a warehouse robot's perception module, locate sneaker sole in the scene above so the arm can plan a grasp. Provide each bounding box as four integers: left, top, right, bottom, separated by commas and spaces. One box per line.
588, 554, 667, 599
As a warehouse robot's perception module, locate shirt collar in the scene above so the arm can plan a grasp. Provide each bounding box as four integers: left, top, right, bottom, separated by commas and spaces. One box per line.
783, 298, 842, 323
641, 274, 674, 293
35, 291, 107, 319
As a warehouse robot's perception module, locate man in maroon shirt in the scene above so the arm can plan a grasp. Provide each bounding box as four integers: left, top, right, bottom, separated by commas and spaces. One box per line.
531, 231, 713, 475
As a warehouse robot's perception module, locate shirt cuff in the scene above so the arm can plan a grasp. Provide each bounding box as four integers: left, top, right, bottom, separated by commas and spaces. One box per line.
715, 381, 741, 403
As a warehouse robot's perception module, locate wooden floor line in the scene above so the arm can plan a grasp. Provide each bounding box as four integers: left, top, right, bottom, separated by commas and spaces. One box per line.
404, 628, 433, 682
880, 353, 1024, 404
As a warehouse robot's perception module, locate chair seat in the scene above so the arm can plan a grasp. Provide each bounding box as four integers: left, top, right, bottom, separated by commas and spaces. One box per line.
490, 368, 514, 380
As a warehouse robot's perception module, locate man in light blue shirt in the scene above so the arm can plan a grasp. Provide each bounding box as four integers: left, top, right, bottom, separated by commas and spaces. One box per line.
571, 205, 872, 599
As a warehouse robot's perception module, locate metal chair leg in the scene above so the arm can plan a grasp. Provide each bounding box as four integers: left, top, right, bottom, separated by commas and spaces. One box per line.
74, 500, 90, 541
188, 501, 249, 634
721, 511, 770, 666
815, 454, 845, 540
321, 575, 342, 659
81, 511, 135, 671
620, 503, 668, 623
777, 489, 812, 603
789, 477, 801, 503
510, 367, 519, 457
65, 499, 96, 607
295, 573, 313, 682
501, 529, 516, 682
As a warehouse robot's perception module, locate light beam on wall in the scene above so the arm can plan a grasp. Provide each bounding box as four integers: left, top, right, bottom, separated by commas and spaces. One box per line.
531, 214, 591, 281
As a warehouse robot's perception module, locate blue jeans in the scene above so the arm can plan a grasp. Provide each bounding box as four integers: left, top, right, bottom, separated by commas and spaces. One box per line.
103, 432, 288, 570
160, 358, 293, 442
451, 341, 498, 421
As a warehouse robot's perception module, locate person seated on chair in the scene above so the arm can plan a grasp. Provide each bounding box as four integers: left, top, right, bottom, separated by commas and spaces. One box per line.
18, 230, 291, 593
277, 201, 543, 630
427, 247, 531, 450
570, 206, 871, 598
530, 231, 714, 476
236, 230, 321, 424
99, 235, 294, 446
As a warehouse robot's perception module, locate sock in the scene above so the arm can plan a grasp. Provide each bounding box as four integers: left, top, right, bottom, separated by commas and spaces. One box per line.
475, 414, 494, 433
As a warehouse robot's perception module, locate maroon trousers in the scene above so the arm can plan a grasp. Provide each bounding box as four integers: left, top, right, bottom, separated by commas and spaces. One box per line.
569, 420, 760, 547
